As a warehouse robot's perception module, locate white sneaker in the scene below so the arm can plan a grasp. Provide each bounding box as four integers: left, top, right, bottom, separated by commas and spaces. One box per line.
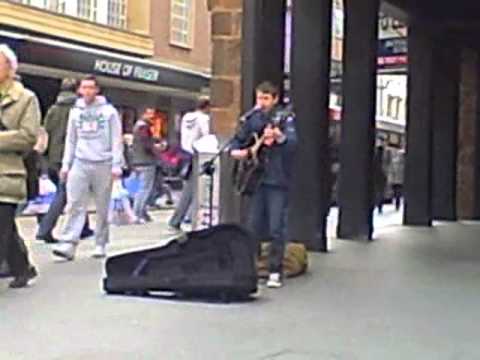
52, 242, 76, 261
92, 245, 107, 259
134, 217, 147, 225
166, 225, 182, 234
266, 273, 283, 288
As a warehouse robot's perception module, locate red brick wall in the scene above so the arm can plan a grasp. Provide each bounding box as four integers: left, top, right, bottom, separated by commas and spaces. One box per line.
150, 0, 212, 74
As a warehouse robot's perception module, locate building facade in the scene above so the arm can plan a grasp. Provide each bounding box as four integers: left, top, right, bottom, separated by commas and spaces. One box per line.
0, 0, 211, 133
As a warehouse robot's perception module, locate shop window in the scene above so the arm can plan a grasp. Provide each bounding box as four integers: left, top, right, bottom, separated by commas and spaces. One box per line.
11, 0, 32, 5
45, 0, 66, 13
386, 95, 403, 120
395, 98, 403, 120
170, 0, 195, 49
78, 0, 98, 22
56, 0, 66, 13
108, 0, 127, 29
12, 0, 55, 9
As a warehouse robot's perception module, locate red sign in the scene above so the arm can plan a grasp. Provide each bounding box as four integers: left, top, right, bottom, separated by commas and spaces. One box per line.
378, 55, 408, 67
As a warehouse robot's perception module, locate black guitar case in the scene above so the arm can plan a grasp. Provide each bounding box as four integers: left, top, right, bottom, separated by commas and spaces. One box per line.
103, 224, 258, 301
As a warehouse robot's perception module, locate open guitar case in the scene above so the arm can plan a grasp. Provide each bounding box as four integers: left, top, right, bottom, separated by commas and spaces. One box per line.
103, 224, 258, 302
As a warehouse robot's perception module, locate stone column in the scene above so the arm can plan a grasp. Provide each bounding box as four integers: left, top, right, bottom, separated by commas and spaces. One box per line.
289, 0, 332, 252
209, 0, 243, 137
337, 0, 379, 240
208, 0, 243, 223
403, 19, 434, 226
432, 45, 460, 221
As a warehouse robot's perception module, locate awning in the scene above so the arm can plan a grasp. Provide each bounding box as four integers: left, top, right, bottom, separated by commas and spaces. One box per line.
0, 29, 210, 97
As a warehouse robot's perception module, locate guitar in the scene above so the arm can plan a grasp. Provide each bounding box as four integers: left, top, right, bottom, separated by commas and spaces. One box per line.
234, 109, 291, 195
234, 131, 269, 195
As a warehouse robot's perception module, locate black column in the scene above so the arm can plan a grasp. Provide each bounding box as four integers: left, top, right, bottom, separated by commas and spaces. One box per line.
241, 0, 286, 110
337, 0, 379, 240
473, 60, 480, 219
241, 0, 262, 111
259, 0, 286, 96
289, 0, 332, 252
432, 45, 459, 221
403, 20, 434, 226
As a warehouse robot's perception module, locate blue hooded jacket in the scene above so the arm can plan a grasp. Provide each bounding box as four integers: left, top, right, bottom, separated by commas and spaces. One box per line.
230, 106, 297, 189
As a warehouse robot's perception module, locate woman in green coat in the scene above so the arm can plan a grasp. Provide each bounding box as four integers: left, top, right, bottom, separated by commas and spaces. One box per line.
0, 44, 40, 289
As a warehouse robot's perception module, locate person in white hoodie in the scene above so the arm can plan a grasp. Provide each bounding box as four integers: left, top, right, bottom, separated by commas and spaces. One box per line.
52, 75, 123, 260
168, 98, 210, 231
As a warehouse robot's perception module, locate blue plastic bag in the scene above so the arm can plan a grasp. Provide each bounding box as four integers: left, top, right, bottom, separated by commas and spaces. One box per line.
109, 180, 136, 226
123, 173, 142, 198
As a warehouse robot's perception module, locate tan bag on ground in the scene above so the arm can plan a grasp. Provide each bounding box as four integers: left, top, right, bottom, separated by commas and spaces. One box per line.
257, 242, 308, 278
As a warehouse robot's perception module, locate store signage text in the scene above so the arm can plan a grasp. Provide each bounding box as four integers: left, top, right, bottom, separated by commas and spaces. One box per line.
94, 59, 160, 82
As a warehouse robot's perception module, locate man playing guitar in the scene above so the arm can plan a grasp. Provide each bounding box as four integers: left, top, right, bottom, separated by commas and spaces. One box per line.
230, 82, 297, 288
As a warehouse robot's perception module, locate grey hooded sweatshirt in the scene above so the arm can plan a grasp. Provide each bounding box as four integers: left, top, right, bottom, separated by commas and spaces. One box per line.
62, 96, 123, 173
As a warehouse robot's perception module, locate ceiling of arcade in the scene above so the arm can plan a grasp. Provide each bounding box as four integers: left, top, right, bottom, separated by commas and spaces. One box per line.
386, 0, 480, 23
384, 0, 480, 44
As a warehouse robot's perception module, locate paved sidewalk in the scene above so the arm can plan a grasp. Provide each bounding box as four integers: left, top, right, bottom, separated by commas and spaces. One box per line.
1, 210, 479, 359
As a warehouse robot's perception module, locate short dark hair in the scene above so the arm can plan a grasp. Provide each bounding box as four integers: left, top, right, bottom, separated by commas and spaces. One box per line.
196, 97, 210, 111
79, 74, 99, 87
256, 81, 279, 98
60, 78, 78, 92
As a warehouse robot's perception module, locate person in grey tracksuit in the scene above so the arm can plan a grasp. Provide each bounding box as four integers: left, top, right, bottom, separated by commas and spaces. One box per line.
52, 76, 123, 261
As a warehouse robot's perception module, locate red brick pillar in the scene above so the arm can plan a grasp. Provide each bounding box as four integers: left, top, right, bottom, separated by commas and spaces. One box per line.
208, 0, 243, 137
207, 0, 244, 223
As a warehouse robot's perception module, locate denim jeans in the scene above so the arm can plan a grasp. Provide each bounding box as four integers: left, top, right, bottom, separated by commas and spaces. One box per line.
248, 184, 289, 273
133, 166, 157, 219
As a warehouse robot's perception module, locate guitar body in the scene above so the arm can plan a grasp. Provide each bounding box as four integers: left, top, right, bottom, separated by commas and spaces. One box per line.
233, 133, 268, 195
235, 156, 265, 196
233, 106, 292, 196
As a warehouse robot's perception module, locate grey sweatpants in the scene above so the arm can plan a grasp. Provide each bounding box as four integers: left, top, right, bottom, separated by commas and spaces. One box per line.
60, 159, 113, 246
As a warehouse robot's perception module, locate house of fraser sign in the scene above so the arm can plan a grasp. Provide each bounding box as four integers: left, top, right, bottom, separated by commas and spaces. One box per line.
93, 59, 160, 82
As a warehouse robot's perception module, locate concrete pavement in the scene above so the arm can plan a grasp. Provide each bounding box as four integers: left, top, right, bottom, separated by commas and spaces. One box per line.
1, 208, 480, 359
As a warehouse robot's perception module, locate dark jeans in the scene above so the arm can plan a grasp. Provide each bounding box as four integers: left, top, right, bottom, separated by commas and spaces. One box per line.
169, 174, 194, 228
37, 167, 90, 239
248, 184, 288, 274
0, 203, 30, 277
392, 183, 403, 210
147, 165, 173, 206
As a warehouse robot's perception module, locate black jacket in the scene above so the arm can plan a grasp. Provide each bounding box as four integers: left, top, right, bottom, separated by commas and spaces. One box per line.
231, 106, 297, 189
43, 91, 77, 169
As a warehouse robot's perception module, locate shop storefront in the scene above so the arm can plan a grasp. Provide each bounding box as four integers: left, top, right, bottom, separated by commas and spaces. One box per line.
0, 29, 210, 136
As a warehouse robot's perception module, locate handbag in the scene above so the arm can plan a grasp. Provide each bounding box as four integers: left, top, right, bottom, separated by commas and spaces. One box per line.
109, 180, 136, 226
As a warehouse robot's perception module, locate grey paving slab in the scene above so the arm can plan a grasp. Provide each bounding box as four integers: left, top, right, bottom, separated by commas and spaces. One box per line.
1, 210, 479, 360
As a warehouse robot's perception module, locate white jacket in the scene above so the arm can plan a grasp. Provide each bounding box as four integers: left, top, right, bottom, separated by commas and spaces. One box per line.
180, 110, 210, 154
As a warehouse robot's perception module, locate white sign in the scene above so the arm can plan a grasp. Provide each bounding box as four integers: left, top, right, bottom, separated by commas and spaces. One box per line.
94, 59, 160, 82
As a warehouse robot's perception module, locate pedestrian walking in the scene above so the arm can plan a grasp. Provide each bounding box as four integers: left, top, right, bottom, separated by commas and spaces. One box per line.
52, 75, 123, 260
373, 145, 387, 214
388, 148, 405, 211
0, 44, 40, 288
36, 78, 94, 243
168, 98, 211, 232
131, 107, 165, 224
